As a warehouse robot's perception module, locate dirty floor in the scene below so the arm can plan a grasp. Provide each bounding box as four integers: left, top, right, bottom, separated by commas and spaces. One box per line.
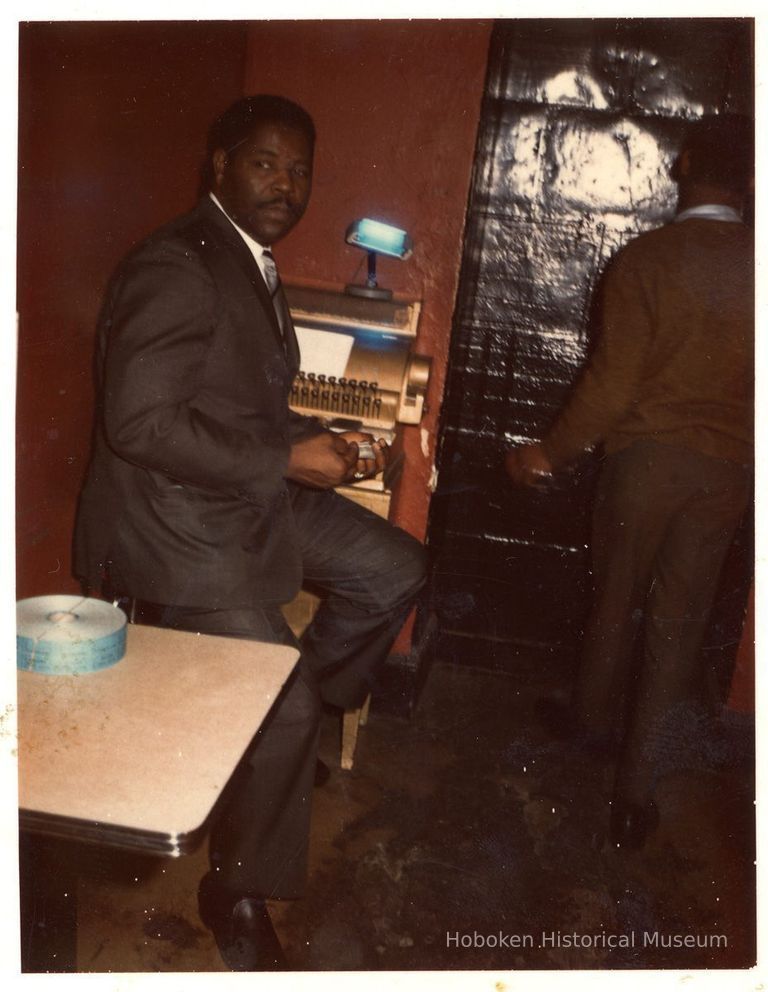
27, 659, 757, 973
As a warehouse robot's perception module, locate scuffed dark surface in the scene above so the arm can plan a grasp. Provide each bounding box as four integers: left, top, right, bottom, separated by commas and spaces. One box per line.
68, 662, 755, 971
427, 17, 753, 666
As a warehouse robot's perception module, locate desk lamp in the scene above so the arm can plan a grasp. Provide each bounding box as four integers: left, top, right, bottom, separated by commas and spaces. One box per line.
345, 218, 412, 300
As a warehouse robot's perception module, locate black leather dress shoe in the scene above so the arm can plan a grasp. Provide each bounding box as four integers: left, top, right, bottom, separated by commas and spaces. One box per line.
198, 872, 288, 971
609, 801, 659, 851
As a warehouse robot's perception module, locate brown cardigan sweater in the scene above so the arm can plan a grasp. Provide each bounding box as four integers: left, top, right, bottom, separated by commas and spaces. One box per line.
542, 217, 754, 467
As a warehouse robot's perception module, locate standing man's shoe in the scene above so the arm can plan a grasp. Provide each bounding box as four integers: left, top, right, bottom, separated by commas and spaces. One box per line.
198, 872, 288, 971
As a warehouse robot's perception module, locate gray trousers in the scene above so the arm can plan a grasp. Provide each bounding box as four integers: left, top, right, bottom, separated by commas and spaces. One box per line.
573, 440, 751, 805
113, 484, 426, 899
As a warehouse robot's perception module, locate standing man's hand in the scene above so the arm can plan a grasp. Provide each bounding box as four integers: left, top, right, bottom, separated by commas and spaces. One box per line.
505, 443, 554, 488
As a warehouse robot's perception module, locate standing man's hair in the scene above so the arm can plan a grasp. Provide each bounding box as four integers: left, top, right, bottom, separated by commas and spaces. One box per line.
201, 95, 316, 189
678, 113, 754, 194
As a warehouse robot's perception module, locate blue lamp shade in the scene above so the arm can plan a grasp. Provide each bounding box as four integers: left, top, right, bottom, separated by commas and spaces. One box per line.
345, 219, 413, 260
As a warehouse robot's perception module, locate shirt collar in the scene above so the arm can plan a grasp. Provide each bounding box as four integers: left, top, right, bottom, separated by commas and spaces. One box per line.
674, 203, 743, 224
209, 192, 271, 267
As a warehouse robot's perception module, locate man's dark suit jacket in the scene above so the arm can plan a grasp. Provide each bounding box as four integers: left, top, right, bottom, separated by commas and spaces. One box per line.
74, 196, 325, 609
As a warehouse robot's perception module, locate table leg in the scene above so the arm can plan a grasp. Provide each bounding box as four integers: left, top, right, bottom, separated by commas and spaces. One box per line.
341, 694, 372, 770
19, 832, 79, 972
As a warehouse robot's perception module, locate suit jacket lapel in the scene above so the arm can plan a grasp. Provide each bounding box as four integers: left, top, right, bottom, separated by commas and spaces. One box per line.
279, 289, 301, 373
194, 198, 300, 376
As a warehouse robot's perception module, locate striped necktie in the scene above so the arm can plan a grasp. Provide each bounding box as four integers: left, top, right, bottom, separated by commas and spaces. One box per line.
262, 249, 291, 342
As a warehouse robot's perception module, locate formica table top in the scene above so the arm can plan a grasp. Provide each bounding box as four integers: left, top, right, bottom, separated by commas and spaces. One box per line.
18, 624, 298, 855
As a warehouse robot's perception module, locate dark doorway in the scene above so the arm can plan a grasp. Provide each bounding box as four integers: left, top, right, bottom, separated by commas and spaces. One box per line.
426, 18, 754, 681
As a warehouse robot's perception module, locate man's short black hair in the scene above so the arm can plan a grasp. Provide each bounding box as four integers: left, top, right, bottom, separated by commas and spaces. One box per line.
202, 94, 315, 188
678, 113, 754, 194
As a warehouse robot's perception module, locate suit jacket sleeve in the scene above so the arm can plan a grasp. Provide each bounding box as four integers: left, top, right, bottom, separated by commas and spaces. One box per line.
286, 407, 328, 443
100, 237, 294, 501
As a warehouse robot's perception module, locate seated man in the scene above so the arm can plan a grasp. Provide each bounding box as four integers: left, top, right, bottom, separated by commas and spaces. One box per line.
74, 94, 426, 969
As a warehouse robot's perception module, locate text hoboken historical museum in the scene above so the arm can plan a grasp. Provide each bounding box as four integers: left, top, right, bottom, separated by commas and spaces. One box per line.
445, 931, 728, 950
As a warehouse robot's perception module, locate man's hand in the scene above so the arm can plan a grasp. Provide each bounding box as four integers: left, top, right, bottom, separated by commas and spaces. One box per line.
504, 443, 554, 488
286, 432, 359, 489
338, 431, 389, 481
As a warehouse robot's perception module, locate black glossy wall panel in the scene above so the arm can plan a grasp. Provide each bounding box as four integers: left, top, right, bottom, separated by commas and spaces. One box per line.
427, 18, 753, 670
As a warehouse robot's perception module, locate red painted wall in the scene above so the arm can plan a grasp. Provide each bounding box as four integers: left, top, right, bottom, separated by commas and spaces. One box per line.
241, 19, 492, 541
17, 22, 249, 598
16, 20, 491, 623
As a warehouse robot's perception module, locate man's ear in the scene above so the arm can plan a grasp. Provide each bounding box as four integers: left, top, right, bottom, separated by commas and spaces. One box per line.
212, 149, 228, 186
669, 148, 690, 184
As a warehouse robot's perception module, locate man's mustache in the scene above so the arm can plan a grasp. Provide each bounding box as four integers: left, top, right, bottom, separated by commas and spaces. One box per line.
261, 197, 299, 214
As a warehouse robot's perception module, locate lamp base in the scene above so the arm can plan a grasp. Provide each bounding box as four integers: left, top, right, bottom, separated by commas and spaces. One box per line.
344, 283, 393, 301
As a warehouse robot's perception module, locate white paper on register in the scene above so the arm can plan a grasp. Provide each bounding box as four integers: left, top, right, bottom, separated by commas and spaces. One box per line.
295, 325, 355, 379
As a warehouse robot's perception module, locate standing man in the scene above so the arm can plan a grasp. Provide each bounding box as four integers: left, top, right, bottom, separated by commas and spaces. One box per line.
505, 114, 753, 850
74, 95, 426, 969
